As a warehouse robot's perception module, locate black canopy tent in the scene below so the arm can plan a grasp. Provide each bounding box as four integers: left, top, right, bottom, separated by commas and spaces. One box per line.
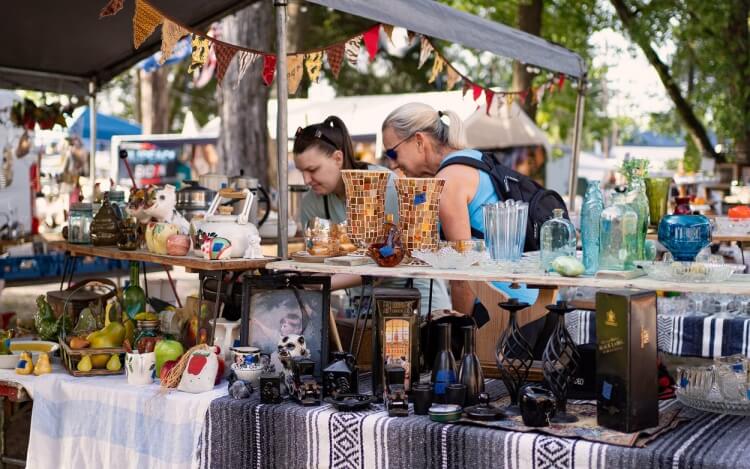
273, 0, 588, 256
0, 0, 258, 193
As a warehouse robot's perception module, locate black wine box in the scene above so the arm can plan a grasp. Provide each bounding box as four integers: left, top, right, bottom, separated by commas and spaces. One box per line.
595, 290, 658, 433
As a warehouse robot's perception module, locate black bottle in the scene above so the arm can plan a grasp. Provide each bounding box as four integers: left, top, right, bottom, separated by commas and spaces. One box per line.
459, 325, 485, 406
431, 323, 457, 404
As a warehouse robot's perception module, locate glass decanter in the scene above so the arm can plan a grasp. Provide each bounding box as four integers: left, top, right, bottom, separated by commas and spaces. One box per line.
627, 178, 650, 260
581, 180, 603, 275
599, 190, 638, 271
540, 208, 577, 272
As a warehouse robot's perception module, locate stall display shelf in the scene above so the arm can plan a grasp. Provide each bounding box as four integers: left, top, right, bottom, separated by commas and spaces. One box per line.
268, 260, 750, 295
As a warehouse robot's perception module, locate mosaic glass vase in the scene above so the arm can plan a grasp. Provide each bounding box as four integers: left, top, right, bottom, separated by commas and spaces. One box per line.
341, 170, 390, 250
496, 298, 534, 415
395, 178, 445, 255
541, 301, 580, 423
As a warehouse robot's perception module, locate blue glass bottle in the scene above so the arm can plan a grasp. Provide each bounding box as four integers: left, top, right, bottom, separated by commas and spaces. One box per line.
581, 180, 603, 274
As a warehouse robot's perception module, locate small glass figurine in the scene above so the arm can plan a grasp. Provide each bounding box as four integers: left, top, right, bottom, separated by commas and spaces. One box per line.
540, 208, 576, 272
368, 213, 405, 267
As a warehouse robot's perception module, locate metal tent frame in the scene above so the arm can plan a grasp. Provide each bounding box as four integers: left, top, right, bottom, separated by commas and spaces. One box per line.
273, 0, 588, 257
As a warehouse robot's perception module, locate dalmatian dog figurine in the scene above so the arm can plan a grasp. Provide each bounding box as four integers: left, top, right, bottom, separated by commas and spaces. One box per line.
275, 334, 310, 396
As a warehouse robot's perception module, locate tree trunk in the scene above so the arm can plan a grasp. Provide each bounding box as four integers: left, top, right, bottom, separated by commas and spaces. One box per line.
610, 0, 718, 159
725, 0, 750, 162
138, 67, 172, 133
512, 0, 543, 121
218, 2, 273, 187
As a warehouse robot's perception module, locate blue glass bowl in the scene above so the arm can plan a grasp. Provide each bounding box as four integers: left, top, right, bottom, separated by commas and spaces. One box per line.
657, 214, 712, 262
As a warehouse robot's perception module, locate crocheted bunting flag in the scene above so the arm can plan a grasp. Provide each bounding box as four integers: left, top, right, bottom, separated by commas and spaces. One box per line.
214, 43, 238, 85
287, 54, 305, 94
418, 36, 433, 69
326, 44, 345, 79
428, 55, 444, 84
362, 25, 380, 62
160, 20, 188, 64
133, 0, 163, 49
99, 0, 124, 18
188, 35, 211, 73
262, 54, 277, 86
345, 36, 362, 67
305, 51, 324, 83
236, 51, 259, 87
446, 66, 460, 91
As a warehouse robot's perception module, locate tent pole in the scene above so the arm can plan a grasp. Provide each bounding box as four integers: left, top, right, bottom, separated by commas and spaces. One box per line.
567, 76, 586, 212
88, 80, 97, 197
275, 0, 289, 258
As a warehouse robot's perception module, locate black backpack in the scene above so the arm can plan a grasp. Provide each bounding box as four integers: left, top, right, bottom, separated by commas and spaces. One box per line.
440, 151, 569, 252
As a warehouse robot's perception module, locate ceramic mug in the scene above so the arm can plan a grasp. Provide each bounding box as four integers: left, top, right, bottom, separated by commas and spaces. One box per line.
126, 352, 156, 385
230, 346, 261, 368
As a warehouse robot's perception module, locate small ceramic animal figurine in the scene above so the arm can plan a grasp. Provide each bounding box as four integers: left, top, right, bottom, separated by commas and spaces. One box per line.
144, 185, 190, 234
276, 334, 310, 395
15, 352, 33, 375
178, 346, 219, 393
227, 370, 254, 399
242, 232, 263, 259
33, 352, 52, 375
202, 237, 232, 260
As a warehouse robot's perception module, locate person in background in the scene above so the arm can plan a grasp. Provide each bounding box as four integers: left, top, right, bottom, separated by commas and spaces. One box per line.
381, 102, 538, 328
293, 115, 451, 316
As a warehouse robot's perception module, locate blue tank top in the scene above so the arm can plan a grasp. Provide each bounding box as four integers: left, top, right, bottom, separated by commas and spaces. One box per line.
440, 150, 538, 305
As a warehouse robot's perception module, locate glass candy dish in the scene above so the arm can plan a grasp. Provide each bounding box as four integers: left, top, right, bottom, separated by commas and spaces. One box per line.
636, 261, 741, 283
411, 240, 487, 269
714, 217, 750, 236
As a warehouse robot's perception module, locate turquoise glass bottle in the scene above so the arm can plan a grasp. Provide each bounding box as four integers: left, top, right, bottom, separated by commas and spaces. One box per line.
540, 208, 577, 272
122, 261, 147, 320
581, 180, 604, 275
599, 191, 638, 271
627, 179, 650, 260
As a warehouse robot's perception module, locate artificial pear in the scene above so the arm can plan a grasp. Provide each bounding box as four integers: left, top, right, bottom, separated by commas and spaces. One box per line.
34, 352, 52, 375
77, 355, 93, 372
15, 352, 33, 375
106, 354, 121, 371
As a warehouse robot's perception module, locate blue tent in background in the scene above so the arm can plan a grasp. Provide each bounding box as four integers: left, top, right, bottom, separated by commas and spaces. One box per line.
69, 107, 141, 146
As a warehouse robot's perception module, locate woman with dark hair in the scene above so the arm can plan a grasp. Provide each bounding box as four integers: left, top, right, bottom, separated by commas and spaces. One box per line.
293, 116, 450, 314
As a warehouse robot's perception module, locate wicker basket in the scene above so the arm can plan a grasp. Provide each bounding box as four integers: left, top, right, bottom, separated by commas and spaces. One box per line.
47, 278, 118, 324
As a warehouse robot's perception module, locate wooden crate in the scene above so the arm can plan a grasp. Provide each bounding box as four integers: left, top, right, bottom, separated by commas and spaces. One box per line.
59, 339, 125, 377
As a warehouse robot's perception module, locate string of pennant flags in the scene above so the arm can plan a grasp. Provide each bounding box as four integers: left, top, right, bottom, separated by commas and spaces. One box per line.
99, 0, 567, 111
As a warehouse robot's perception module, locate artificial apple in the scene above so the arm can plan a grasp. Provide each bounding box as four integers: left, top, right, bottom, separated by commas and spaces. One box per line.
154, 339, 184, 376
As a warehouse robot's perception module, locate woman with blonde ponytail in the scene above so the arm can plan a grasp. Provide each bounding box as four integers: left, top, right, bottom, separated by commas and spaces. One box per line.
382, 103, 538, 328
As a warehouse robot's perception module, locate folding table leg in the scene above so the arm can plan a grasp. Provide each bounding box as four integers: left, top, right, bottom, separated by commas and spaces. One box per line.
208, 270, 224, 345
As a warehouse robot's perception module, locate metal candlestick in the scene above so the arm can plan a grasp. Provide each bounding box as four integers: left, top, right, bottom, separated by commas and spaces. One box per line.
542, 300, 581, 423
496, 298, 534, 415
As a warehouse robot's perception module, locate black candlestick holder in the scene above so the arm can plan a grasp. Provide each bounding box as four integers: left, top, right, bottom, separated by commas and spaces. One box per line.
496, 298, 534, 416
542, 301, 581, 423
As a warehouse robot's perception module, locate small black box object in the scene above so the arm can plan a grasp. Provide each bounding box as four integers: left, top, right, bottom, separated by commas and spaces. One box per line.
260, 373, 282, 404
567, 344, 596, 400
595, 290, 658, 433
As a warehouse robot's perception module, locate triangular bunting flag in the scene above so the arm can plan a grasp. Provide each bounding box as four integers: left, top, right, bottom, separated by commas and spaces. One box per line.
557, 74, 566, 90
160, 20, 188, 64
133, 0, 163, 49
418, 37, 434, 69
362, 25, 380, 62
99, 0, 124, 18
262, 54, 277, 86
214, 43, 238, 85
462, 82, 471, 98
407, 31, 416, 43
305, 51, 324, 83
485, 90, 495, 115
472, 84, 483, 101
383, 25, 395, 44
326, 44, 345, 79
495, 94, 505, 114
505, 93, 515, 109
287, 54, 305, 94
345, 36, 362, 66
428, 55, 444, 84
236, 51, 259, 88
446, 66, 461, 91
188, 35, 211, 73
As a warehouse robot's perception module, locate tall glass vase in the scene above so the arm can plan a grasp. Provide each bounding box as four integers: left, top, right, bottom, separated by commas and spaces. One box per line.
541, 301, 580, 423
627, 179, 650, 260
581, 180, 604, 275
496, 299, 534, 415
341, 170, 390, 250
644, 177, 671, 227
395, 178, 445, 256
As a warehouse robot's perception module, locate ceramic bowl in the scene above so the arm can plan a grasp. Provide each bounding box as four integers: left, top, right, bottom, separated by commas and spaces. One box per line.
230, 346, 261, 368
231, 364, 264, 386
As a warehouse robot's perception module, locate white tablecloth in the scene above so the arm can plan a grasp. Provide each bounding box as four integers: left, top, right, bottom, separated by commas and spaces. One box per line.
0, 364, 226, 469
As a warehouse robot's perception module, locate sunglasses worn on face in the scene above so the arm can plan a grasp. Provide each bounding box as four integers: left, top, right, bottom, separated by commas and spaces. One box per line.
383, 134, 414, 161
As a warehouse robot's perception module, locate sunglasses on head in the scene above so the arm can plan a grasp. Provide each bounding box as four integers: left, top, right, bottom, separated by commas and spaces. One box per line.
383, 134, 414, 161
296, 126, 339, 150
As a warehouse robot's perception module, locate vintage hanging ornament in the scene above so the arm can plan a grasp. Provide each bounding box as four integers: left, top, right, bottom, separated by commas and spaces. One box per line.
160, 20, 189, 64
326, 44, 345, 78
99, 0, 124, 18
133, 0, 163, 49
428, 55, 445, 84
446, 66, 461, 91
305, 51, 324, 83
418, 37, 434, 69
188, 35, 211, 73
214, 43, 238, 85
262, 55, 277, 86
344, 36, 362, 66
287, 54, 305, 94
236, 51, 259, 87
362, 25, 381, 62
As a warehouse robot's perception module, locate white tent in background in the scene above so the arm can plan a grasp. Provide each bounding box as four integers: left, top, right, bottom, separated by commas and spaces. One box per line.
464, 101, 550, 155
181, 110, 201, 136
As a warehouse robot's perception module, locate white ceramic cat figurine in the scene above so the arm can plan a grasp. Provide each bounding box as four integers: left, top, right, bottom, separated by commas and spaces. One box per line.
144, 185, 190, 234
242, 232, 263, 259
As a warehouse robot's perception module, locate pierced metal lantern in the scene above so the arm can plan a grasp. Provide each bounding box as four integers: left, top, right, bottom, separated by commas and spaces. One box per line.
542, 301, 581, 423
496, 298, 534, 415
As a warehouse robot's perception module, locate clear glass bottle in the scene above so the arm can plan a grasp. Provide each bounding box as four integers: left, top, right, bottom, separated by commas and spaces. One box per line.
68, 203, 93, 244
122, 261, 147, 321
581, 181, 604, 274
540, 208, 577, 272
599, 191, 638, 271
627, 179, 650, 260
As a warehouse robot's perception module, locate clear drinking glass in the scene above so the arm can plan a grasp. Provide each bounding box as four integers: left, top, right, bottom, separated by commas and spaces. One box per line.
482, 201, 528, 263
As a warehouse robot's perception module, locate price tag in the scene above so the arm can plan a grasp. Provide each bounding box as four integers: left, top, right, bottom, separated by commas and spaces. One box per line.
413, 192, 427, 205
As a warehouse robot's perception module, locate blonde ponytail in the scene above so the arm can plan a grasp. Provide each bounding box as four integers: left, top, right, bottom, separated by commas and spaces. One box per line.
382, 103, 466, 150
